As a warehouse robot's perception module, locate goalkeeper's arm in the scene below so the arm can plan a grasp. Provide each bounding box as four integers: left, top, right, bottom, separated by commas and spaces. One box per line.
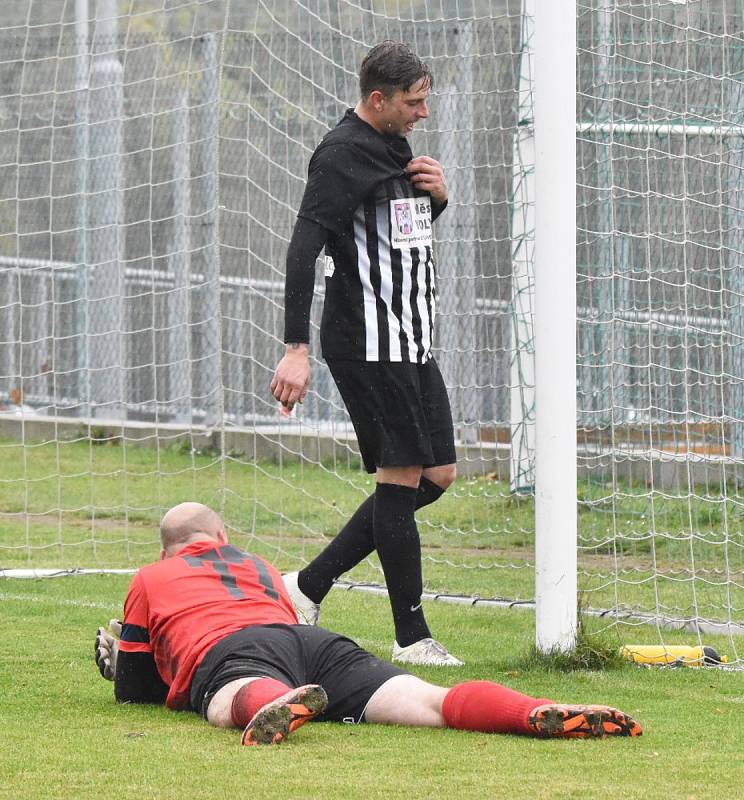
94, 619, 121, 680
94, 621, 168, 704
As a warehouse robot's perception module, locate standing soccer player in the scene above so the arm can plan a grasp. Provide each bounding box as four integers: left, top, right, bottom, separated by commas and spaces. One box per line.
270, 41, 461, 665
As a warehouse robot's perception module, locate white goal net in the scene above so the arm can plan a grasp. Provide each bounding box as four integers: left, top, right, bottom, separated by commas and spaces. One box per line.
0, 0, 741, 665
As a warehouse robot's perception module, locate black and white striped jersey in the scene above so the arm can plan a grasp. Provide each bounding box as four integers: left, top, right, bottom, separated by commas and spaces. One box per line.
295, 110, 446, 364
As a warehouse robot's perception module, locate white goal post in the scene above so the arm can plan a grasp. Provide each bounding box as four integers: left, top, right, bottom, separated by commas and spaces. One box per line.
0, 0, 741, 666
532, 0, 578, 653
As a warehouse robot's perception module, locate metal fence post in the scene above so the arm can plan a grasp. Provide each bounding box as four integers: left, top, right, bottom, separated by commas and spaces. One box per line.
169, 91, 193, 424
197, 32, 222, 430
87, 0, 124, 419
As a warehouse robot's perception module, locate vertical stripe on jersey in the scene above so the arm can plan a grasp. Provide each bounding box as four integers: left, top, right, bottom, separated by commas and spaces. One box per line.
399, 246, 419, 362
409, 248, 426, 363
353, 210, 379, 361
375, 203, 404, 361
415, 248, 433, 358
364, 200, 391, 361
424, 247, 436, 353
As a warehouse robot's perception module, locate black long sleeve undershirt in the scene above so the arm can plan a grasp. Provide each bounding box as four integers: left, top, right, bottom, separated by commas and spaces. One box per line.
431, 196, 448, 224
114, 650, 169, 705
283, 216, 328, 345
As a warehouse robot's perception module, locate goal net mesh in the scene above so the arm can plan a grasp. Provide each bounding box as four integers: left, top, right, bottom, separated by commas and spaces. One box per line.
0, 0, 741, 663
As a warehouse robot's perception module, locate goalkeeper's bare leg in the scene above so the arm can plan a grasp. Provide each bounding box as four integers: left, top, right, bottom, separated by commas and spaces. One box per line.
205, 673, 641, 744
363, 675, 642, 738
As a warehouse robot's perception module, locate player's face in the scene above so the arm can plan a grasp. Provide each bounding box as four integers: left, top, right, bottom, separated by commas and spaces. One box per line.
380, 78, 430, 136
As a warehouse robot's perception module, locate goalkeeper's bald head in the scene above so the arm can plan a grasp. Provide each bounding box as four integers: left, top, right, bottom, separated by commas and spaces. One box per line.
159, 502, 226, 557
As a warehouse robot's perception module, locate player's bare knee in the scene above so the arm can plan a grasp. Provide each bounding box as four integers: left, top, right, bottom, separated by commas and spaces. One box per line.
364, 675, 447, 727
376, 465, 423, 488
423, 463, 456, 491
440, 463, 456, 489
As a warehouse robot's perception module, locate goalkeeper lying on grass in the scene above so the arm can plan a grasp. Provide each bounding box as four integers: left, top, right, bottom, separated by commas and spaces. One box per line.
94, 501, 642, 746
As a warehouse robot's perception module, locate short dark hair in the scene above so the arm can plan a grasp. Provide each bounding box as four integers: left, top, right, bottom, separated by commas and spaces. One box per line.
359, 41, 433, 100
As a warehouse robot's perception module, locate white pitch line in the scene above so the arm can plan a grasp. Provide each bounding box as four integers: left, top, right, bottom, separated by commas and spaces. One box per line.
0, 592, 121, 611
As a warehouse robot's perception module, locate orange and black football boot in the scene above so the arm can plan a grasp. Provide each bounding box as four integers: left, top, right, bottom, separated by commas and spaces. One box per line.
528, 704, 642, 738
241, 684, 328, 746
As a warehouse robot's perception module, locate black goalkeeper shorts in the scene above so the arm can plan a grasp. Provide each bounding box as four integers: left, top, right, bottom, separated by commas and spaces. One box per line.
190, 624, 407, 723
326, 357, 456, 474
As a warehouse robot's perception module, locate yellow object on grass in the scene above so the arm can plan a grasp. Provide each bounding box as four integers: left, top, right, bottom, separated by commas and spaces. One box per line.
620, 644, 728, 667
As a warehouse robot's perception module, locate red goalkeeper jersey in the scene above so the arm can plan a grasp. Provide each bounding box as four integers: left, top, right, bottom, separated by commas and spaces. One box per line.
118, 541, 298, 709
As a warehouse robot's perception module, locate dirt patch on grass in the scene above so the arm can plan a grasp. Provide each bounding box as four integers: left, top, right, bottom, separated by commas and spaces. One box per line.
5, 511, 155, 533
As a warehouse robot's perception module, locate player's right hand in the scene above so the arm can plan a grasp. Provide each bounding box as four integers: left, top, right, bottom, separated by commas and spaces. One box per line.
95, 619, 122, 681
270, 343, 310, 413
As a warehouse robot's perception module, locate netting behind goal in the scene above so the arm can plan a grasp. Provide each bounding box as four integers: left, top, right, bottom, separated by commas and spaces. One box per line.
576, 0, 743, 659
0, 0, 741, 664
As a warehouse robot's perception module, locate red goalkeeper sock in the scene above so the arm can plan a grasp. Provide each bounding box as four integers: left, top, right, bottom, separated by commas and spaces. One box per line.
442, 681, 553, 735
230, 677, 292, 727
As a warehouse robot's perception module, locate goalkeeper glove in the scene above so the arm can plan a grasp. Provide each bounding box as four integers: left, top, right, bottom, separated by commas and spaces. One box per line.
95, 619, 122, 681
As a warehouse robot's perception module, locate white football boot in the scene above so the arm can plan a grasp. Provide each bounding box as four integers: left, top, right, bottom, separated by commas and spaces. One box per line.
282, 571, 320, 625
392, 637, 464, 666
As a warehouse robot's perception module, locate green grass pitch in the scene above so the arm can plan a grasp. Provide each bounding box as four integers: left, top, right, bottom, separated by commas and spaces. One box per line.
1, 576, 743, 800
0, 435, 742, 798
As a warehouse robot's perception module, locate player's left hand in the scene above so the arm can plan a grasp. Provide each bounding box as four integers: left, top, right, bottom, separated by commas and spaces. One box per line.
405, 156, 448, 204
95, 619, 122, 681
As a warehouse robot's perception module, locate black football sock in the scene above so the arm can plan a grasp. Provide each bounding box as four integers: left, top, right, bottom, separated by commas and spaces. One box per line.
416, 475, 446, 507
373, 482, 431, 647
298, 476, 446, 605
298, 494, 375, 603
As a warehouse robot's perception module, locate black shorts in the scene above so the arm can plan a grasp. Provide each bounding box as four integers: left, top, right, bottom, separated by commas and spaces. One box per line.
326, 357, 456, 474
190, 624, 407, 723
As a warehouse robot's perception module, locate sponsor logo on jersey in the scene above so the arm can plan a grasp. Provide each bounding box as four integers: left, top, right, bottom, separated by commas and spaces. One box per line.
394, 201, 414, 235
389, 197, 432, 250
